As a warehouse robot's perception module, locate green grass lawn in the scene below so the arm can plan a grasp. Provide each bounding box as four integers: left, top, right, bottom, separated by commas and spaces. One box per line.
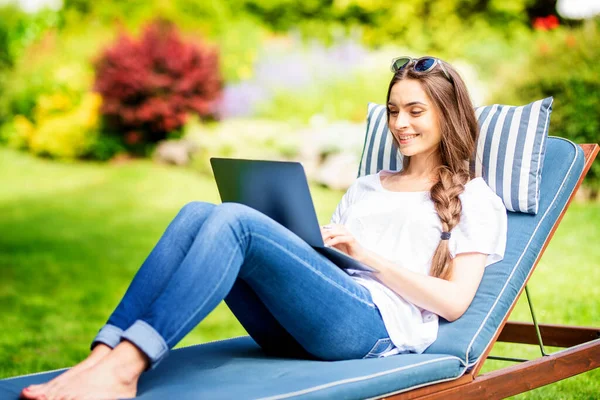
0, 147, 598, 398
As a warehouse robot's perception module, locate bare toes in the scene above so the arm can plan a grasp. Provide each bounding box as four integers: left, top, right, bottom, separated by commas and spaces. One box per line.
19, 385, 46, 399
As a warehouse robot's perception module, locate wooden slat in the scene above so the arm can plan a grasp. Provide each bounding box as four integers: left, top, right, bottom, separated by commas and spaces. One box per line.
382, 375, 472, 400
581, 143, 599, 167
468, 143, 599, 377
498, 322, 600, 347
412, 340, 600, 399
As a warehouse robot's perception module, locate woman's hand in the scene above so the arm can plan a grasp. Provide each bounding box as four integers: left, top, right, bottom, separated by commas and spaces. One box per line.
320, 224, 369, 262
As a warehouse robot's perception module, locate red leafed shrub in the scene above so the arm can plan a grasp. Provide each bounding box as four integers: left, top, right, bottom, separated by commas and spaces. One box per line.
94, 20, 222, 147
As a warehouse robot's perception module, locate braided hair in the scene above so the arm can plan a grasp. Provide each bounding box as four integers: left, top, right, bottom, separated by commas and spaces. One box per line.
386, 60, 478, 280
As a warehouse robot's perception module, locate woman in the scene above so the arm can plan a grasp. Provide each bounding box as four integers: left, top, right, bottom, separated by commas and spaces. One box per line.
21, 56, 507, 400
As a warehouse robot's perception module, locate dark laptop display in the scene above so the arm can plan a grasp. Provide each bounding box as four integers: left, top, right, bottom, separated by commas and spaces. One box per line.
210, 158, 376, 273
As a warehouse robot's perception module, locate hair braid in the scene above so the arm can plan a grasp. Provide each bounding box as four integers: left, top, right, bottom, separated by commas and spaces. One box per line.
386, 58, 479, 280
429, 166, 470, 280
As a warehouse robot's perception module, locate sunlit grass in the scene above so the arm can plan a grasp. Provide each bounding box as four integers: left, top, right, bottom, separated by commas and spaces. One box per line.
0, 147, 598, 398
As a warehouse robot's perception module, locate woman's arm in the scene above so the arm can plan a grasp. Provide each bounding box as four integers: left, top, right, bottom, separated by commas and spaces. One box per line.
322, 224, 487, 322
359, 248, 486, 322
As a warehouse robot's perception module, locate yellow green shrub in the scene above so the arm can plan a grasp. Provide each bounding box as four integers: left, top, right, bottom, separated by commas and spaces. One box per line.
6, 115, 35, 149
14, 92, 102, 160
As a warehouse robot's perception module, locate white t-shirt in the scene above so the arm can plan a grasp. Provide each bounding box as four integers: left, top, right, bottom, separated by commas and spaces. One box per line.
330, 170, 507, 355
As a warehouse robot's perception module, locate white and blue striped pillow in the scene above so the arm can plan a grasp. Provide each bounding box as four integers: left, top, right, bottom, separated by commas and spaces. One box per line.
357, 98, 553, 214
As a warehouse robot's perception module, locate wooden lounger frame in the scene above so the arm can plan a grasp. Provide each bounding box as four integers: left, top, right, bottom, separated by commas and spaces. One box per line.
387, 143, 600, 400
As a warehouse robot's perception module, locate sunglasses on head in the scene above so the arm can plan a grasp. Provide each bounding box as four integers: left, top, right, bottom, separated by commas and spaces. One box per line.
390, 56, 453, 83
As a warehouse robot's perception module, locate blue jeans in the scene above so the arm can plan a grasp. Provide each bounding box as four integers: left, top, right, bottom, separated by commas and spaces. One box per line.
92, 202, 392, 368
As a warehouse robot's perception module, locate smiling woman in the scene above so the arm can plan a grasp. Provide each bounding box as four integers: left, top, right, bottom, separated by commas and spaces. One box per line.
381, 56, 480, 280
18, 57, 507, 400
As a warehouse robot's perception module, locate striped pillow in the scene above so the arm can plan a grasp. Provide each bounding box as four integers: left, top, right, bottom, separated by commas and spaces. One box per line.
357, 98, 553, 214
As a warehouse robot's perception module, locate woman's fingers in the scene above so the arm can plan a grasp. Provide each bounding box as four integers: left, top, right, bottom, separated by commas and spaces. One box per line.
322, 230, 344, 243
326, 235, 354, 247
321, 225, 338, 241
320, 225, 357, 254
321, 224, 348, 236
320, 225, 363, 257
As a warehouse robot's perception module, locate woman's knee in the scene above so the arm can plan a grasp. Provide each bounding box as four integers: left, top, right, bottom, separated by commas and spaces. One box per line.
212, 203, 263, 228
178, 201, 216, 219
172, 202, 217, 232
198, 203, 270, 251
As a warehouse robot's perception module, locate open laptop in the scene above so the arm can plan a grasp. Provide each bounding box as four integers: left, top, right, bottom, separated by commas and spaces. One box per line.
210, 158, 376, 273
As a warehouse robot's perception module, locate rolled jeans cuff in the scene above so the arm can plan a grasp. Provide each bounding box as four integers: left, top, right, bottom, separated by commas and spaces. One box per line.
121, 320, 169, 369
91, 324, 124, 350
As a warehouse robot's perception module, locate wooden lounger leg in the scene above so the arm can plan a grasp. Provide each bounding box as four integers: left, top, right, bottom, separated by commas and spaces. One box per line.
416, 339, 600, 400
498, 321, 600, 348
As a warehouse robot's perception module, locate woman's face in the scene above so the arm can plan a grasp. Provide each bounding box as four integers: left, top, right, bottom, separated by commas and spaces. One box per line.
387, 79, 442, 158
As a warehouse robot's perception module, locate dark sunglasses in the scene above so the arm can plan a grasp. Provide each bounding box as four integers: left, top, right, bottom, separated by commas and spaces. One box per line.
390, 56, 453, 83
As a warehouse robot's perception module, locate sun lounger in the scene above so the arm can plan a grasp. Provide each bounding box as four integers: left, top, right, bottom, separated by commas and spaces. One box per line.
0, 137, 597, 400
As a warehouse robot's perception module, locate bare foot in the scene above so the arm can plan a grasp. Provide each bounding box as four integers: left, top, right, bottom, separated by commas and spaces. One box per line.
20, 344, 112, 400
41, 341, 148, 400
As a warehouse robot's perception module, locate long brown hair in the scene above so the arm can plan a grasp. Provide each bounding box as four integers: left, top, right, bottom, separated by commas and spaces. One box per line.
386, 59, 478, 280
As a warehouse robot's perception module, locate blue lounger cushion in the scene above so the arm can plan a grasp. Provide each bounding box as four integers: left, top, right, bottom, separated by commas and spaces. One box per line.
0, 337, 464, 399
0, 137, 585, 399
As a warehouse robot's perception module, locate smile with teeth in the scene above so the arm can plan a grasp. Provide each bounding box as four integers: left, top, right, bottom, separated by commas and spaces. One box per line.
398, 133, 420, 142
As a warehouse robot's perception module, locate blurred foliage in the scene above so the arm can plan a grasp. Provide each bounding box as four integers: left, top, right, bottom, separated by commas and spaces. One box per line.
235, 0, 533, 60
0, 17, 114, 123
94, 20, 222, 153
0, 5, 60, 71
0, 17, 116, 160
219, 36, 379, 121
1, 0, 598, 177
0, 0, 263, 129
256, 69, 390, 124
217, 18, 265, 83
491, 18, 600, 195
20, 92, 101, 159
0, 52, 102, 160
59, 0, 266, 83
53, 0, 538, 78
0, 5, 62, 129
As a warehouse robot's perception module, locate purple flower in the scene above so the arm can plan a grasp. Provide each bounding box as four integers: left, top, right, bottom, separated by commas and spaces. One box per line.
219, 82, 271, 118
220, 37, 370, 119
254, 52, 313, 90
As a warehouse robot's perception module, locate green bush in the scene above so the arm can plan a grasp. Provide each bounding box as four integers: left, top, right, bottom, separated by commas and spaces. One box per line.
5, 91, 102, 160
0, 5, 60, 71
0, 18, 115, 120
0, 16, 123, 160
86, 131, 126, 161
490, 19, 600, 195
0, 5, 62, 129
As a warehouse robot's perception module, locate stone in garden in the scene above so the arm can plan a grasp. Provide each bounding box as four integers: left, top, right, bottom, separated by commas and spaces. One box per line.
154, 139, 198, 166
315, 152, 360, 190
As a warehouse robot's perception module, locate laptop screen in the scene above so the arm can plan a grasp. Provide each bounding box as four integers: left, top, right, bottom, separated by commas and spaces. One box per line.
210, 158, 324, 247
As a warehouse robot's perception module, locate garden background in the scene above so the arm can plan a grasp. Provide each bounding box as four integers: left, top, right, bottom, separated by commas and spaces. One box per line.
0, 0, 599, 398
